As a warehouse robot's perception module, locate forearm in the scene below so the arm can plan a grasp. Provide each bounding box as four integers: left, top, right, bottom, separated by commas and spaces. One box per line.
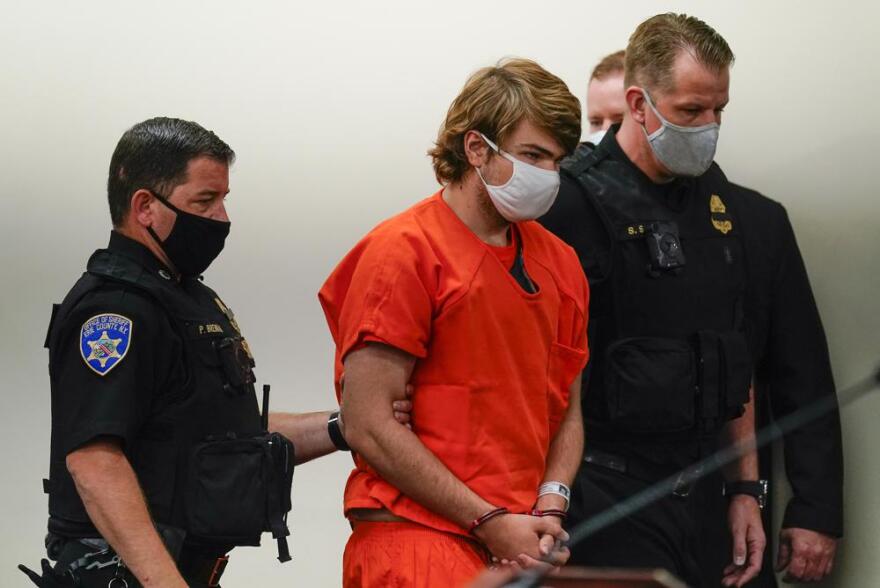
347, 412, 493, 527
538, 374, 583, 510
722, 386, 759, 481
269, 410, 336, 465
343, 344, 493, 528
67, 440, 184, 587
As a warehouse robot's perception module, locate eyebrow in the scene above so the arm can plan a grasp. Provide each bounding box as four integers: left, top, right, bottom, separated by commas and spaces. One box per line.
195, 189, 230, 197
516, 142, 557, 158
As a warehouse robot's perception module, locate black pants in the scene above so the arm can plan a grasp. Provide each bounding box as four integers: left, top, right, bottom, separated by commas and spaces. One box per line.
566, 461, 730, 587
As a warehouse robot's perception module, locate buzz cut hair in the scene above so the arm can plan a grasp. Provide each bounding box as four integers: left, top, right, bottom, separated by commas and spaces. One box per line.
590, 50, 626, 83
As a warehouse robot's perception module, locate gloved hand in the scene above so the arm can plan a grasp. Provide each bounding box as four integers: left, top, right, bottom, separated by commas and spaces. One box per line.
18, 559, 78, 587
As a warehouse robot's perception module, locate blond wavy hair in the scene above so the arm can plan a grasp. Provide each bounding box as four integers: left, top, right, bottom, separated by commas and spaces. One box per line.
429, 58, 581, 185
625, 13, 734, 92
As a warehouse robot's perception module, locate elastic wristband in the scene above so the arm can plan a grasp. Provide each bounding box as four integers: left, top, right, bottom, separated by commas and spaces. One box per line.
468, 507, 509, 535
327, 411, 351, 452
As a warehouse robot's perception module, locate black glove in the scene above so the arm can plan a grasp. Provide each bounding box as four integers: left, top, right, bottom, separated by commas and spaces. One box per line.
18, 560, 78, 587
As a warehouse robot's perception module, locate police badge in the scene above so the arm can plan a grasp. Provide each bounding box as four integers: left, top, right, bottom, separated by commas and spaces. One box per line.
80, 313, 133, 376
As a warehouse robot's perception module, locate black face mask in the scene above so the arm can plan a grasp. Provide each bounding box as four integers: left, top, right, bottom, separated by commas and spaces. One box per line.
147, 193, 230, 278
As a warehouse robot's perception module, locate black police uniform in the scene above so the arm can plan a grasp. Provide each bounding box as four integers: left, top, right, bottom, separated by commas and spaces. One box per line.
540, 127, 755, 586
25, 232, 294, 587
715, 182, 844, 587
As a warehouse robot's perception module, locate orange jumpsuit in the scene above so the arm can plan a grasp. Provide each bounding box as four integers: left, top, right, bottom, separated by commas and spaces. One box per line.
319, 191, 589, 587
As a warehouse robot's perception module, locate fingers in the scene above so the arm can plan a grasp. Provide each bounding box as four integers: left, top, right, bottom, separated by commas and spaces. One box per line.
545, 544, 570, 567
393, 400, 412, 412
538, 533, 556, 556
731, 522, 747, 567
812, 545, 835, 582
535, 534, 570, 566
800, 546, 831, 582
783, 552, 807, 583
736, 529, 765, 587
516, 554, 553, 570
776, 534, 792, 572
723, 520, 765, 587
535, 516, 567, 542
784, 539, 822, 582
392, 400, 412, 427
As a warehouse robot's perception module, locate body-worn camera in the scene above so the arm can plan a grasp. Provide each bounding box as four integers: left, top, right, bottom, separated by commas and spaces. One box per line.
646, 220, 686, 271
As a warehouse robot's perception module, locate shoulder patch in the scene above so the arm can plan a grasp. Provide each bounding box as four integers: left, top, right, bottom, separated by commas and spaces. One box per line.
80, 313, 133, 376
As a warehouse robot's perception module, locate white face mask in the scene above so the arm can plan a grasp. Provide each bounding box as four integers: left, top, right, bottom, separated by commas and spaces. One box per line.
586, 129, 606, 146
475, 133, 560, 222
642, 89, 720, 177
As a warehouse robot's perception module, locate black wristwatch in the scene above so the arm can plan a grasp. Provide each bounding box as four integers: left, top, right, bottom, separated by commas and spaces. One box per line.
328, 411, 351, 452
722, 480, 769, 510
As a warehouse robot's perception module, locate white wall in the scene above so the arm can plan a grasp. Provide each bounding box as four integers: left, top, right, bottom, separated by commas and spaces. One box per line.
1, 1, 877, 586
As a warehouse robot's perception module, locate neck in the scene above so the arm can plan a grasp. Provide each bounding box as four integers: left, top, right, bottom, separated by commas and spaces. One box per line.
616, 116, 674, 184
117, 224, 178, 276
442, 173, 511, 246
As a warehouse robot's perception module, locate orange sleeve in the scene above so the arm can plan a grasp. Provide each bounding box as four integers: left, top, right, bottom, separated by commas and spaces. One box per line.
319, 224, 436, 363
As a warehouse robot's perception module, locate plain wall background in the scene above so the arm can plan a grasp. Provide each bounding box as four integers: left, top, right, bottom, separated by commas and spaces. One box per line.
1, 1, 877, 585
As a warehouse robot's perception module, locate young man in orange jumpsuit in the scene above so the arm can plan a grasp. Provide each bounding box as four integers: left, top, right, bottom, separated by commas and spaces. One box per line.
319, 58, 589, 587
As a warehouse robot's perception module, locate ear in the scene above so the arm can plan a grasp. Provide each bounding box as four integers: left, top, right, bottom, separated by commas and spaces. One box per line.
129, 189, 157, 228
463, 130, 491, 168
625, 86, 648, 126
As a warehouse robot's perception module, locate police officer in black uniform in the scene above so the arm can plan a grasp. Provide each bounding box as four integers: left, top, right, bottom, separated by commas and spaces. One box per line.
558, 43, 844, 587
19, 118, 412, 587
540, 15, 773, 587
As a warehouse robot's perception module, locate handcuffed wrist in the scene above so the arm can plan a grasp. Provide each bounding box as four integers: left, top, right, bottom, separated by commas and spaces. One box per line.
468, 507, 509, 535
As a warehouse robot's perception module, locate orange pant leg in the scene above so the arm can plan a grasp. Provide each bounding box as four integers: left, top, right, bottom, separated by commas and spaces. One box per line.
342, 521, 488, 588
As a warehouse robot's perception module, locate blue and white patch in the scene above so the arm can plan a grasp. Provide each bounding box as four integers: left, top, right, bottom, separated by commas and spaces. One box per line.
80, 313, 133, 376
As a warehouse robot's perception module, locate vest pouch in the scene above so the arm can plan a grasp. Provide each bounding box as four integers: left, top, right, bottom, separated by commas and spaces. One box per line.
214, 336, 256, 392
604, 337, 696, 433
185, 433, 294, 546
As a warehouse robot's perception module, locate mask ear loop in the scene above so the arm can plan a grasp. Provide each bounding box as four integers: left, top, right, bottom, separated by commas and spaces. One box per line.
143, 190, 181, 277
475, 132, 517, 190
640, 90, 667, 141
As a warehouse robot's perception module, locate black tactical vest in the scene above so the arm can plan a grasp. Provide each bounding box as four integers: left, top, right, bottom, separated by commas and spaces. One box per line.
564, 143, 752, 442
44, 248, 294, 559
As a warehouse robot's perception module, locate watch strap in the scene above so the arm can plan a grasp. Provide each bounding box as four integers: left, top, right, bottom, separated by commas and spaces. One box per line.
723, 480, 768, 510
328, 411, 351, 452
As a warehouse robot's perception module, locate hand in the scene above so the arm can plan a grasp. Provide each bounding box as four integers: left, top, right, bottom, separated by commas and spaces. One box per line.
722, 495, 766, 587
515, 493, 570, 568
517, 532, 570, 569
776, 527, 838, 583
492, 530, 571, 570
392, 384, 414, 428
474, 514, 564, 562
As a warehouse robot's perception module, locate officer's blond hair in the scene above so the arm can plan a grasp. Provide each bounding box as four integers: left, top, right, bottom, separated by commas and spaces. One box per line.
624, 13, 734, 92
429, 58, 581, 185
